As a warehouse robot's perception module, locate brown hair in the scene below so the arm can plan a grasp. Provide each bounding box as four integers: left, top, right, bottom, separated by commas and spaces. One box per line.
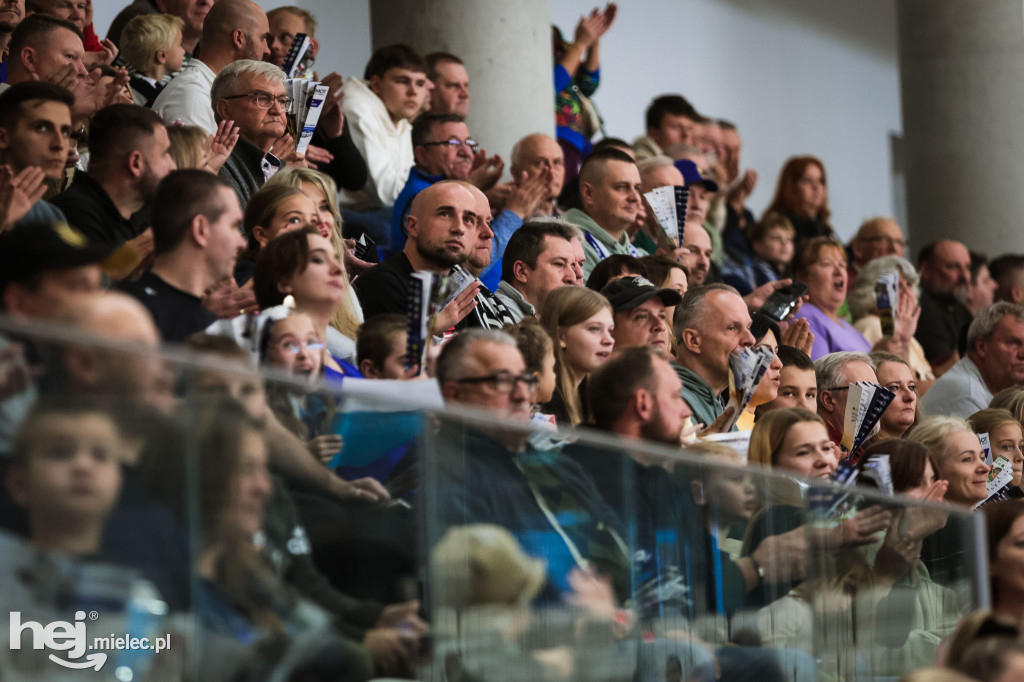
747, 407, 824, 470
765, 155, 832, 228
501, 317, 553, 376
856, 438, 932, 494
253, 225, 319, 310
793, 236, 846, 277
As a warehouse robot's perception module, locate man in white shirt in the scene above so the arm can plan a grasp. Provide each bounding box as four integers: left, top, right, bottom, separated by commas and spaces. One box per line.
153, 0, 270, 134
922, 302, 1024, 419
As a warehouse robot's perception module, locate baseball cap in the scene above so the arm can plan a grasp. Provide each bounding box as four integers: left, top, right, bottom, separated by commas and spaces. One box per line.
0, 221, 116, 289
674, 159, 719, 193
600, 275, 682, 311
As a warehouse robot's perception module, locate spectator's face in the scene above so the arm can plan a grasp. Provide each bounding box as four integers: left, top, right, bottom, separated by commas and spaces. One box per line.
443, 341, 534, 421
41, 0, 86, 31
639, 356, 691, 444
581, 159, 641, 232
752, 227, 794, 268
193, 370, 268, 421
920, 240, 971, 299
975, 315, 1024, 390
775, 420, 838, 479
156, 0, 214, 39
138, 124, 177, 203
535, 345, 557, 404
802, 245, 847, 315
876, 360, 917, 437
650, 113, 695, 150
613, 297, 669, 353
681, 290, 754, 382
27, 26, 86, 82
820, 360, 877, 432
559, 306, 615, 376
430, 60, 469, 118
242, 8, 271, 62
765, 366, 817, 412
968, 265, 997, 312
218, 74, 287, 148
370, 67, 430, 123
794, 164, 827, 218
253, 193, 320, 247
265, 314, 323, 379
935, 430, 990, 505
362, 331, 409, 380
9, 413, 123, 521
417, 121, 473, 180
748, 330, 782, 407
467, 211, 493, 272
0, 0, 24, 32
204, 187, 246, 282
992, 514, 1024, 603
518, 235, 576, 309
703, 467, 755, 523
224, 428, 273, 536
990, 422, 1024, 487
720, 128, 741, 182
515, 134, 564, 201
685, 183, 710, 227
680, 224, 711, 285
163, 28, 187, 73
280, 234, 346, 309
0, 99, 71, 180
569, 237, 585, 285
266, 9, 308, 68
299, 181, 335, 237
2, 265, 101, 319
852, 219, 905, 265
407, 182, 478, 269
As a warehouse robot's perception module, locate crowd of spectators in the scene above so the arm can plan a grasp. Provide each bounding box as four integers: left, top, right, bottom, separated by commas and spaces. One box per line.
0, 1, 1023, 681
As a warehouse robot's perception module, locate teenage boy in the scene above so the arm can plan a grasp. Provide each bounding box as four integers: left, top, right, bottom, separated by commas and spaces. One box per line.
755, 345, 818, 415
338, 44, 429, 247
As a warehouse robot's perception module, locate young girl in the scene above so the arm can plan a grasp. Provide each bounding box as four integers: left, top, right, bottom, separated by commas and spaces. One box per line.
538, 285, 614, 426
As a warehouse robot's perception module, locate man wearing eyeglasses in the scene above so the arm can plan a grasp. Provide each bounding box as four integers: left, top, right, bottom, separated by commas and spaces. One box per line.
848, 217, 906, 281
814, 351, 878, 450
435, 329, 631, 602
212, 59, 289, 206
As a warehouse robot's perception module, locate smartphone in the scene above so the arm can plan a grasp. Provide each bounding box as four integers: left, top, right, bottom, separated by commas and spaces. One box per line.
760, 282, 809, 321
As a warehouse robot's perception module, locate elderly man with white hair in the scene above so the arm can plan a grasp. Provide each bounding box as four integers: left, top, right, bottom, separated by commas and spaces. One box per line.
814, 351, 878, 450
212, 59, 289, 206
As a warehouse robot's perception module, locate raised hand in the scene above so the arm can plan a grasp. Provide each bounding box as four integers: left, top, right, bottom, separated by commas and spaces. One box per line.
1, 166, 48, 230
204, 120, 239, 173
504, 170, 548, 219
317, 72, 346, 138
467, 153, 504, 191
780, 317, 815, 356
306, 434, 343, 464
432, 281, 480, 333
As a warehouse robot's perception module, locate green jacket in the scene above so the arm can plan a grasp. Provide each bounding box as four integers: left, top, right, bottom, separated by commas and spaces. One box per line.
673, 362, 725, 429
565, 208, 646, 280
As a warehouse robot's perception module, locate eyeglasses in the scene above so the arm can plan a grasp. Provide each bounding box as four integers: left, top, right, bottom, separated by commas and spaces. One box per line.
864, 235, 906, 248
222, 91, 294, 109
420, 138, 480, 153
278, 340, 324, 354
454, 371, 539, 393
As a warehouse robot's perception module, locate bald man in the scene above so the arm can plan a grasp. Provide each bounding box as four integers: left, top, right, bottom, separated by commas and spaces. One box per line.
509, 133, 565, 218
354, 180, 480, 320
849, 217, 906, 279
153, 0, 270, 134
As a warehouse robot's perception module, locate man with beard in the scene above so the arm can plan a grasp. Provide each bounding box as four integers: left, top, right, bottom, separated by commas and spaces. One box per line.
915, 239, 974, 373
354, 180, 481, 324
153, 0, 270, 135
51, 104, 175, 275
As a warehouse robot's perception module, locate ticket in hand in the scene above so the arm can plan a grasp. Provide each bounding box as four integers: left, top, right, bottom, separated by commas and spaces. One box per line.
876, 269, 900, 337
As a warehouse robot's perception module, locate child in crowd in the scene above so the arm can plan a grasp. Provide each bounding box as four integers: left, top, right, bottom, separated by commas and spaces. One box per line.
722, 212, 796, 296
755, 345, 818, 416
120, 13, 186, 106
7, 400, 124, 557
503, 318, 558, 428
357, 313, 410, 379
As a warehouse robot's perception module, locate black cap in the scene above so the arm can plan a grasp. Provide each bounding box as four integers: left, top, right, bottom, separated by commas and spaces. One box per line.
0, 220, 115, 289
600, 275, 682, 311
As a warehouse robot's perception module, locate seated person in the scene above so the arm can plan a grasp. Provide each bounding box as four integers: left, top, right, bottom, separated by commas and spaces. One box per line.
338, 44, 430, 246
721, 212, 794, 297
119, 13, 185, 106
756, 345, 818, 416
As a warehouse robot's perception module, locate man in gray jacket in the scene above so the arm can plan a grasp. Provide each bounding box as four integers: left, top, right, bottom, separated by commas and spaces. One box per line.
493, 219, 578, 323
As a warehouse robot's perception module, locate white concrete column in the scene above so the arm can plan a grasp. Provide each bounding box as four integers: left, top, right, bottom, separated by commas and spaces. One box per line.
897, 0, 1024, 256
370, 0, 553, 165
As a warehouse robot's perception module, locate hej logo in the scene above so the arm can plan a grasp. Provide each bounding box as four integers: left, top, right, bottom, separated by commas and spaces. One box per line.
9, 610, 107, 671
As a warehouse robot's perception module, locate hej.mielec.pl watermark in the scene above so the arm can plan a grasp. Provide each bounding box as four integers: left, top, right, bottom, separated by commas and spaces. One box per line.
9, 610, 170, 671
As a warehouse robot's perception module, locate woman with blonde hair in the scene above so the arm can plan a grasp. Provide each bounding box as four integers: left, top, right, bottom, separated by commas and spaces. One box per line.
538, 285, 614, 426
870, 350, 920, 440
906, 416, 991, 508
